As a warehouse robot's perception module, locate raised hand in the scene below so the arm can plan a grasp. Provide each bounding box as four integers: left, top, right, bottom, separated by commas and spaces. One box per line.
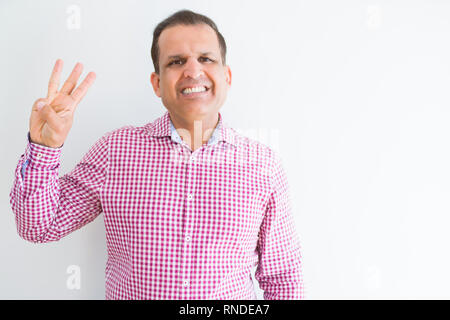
29, 59, 96, 148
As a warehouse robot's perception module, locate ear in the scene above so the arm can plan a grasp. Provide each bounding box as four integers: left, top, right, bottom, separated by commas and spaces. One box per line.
150, 72, 161, 97
224, 65, 232, 87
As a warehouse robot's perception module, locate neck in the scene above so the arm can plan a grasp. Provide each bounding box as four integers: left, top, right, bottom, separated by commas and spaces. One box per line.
169, 112, 220, 152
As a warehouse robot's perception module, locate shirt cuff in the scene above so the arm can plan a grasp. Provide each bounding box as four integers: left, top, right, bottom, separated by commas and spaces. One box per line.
25, 132, 63, 169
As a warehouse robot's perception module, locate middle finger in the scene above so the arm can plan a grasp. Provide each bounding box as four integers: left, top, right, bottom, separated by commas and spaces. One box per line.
60, 62, 84, 95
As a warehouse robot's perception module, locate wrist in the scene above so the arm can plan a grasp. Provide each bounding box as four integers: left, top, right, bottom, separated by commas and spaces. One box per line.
28, 132, 64, 149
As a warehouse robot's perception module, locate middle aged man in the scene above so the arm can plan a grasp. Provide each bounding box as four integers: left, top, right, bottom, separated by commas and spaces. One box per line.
10, 9, 304, 299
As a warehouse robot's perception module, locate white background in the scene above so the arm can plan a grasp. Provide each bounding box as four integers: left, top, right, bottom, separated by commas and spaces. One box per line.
1, 0, 450, 299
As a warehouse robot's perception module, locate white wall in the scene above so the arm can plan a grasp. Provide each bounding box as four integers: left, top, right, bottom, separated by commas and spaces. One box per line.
1, 0, 450, 299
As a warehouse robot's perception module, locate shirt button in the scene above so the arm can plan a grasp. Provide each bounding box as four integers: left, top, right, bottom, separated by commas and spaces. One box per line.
187, 194, 193, 201
182, 280, 189, 287
37, 153, 43, 158
185, 235, 191, 242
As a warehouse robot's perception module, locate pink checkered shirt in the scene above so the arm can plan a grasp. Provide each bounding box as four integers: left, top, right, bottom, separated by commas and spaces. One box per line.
10, 111, 304, 300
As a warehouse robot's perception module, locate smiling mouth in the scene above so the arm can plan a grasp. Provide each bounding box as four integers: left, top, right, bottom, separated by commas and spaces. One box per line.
180, 86, 210, 96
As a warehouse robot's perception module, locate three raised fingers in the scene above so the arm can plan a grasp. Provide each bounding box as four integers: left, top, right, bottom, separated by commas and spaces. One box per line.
46, 59, 96, 108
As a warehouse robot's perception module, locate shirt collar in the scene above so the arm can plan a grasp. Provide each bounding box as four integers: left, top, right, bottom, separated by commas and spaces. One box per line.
148, 111, 237, 148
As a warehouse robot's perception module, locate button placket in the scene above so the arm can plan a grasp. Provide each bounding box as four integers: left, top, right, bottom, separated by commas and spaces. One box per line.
181, 149, 197, 298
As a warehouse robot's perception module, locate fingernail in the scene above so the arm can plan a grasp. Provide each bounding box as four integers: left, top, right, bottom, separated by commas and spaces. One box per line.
37, 101, 46, 110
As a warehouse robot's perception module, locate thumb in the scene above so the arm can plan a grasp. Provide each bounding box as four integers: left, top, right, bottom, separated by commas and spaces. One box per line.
33, 98, 49, 111
40, 103, 65, 129
36, 101, 46, 110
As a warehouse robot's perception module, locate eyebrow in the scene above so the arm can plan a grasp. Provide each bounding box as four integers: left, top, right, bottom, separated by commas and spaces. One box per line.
167, 52, 216, 60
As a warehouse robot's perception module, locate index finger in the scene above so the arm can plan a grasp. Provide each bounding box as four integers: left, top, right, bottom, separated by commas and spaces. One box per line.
47, 59, 63, 100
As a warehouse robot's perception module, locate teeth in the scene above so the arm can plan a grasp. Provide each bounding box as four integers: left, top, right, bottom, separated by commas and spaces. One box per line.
182, 86, 206, 94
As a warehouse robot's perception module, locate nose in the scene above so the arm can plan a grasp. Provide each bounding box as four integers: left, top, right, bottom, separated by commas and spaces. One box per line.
183, 58, 203, 79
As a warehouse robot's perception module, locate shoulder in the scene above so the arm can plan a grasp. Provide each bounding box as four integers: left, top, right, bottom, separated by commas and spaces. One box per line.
100, 112, 169, 142
229, 127, 281, 174
100, 123, 155, 142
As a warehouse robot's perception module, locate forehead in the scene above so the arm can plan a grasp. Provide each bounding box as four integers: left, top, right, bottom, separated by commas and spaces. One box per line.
158, 24, 221, 58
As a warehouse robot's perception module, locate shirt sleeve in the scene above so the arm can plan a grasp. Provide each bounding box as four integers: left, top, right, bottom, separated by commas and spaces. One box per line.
20, 133, 59, 180
9, 132, 109, 243
254, 152, 305, 299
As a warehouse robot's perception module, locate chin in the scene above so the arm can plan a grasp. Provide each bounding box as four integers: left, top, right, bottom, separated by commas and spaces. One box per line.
180, 104, 212, 116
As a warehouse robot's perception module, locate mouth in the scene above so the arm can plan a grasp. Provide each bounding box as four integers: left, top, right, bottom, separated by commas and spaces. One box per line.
180, 85, 211, 98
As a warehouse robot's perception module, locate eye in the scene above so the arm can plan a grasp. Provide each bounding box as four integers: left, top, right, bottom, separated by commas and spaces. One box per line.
199, 57, 214, 63
168, 59, 183, 66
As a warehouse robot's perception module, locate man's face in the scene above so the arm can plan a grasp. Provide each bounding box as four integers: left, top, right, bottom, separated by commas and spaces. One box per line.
150, 24, 232, 122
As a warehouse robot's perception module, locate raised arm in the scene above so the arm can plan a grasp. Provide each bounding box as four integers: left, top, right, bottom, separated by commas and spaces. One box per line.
10, 59, 106, 243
